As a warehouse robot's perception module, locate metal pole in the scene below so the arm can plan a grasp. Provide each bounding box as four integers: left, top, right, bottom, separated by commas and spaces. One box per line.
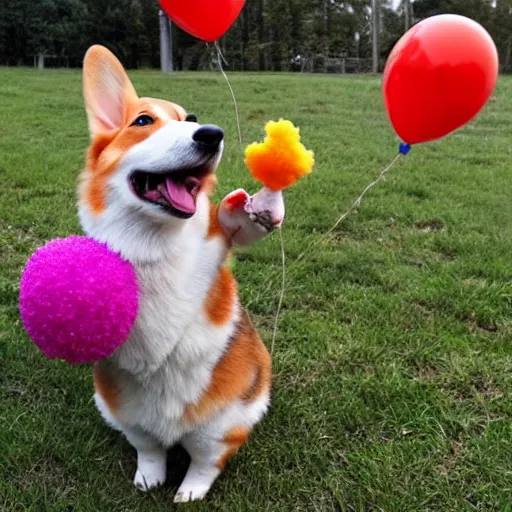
159, 10, 171, 73
168, 18, 174, 72
404, 0, 410, 32
372, 0, 380, 73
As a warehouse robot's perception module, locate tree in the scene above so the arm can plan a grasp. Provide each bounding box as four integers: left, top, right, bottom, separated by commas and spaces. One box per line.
1, 0, 510, 73
492, 0, 512, 71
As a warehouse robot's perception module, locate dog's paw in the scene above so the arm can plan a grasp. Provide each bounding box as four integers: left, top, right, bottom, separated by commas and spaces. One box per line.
134, 468, 165, 491
248, 210, 276, 232
133, 457, 166, 491
173, 485, 210, 503
248, 188, 284, 230
218, 187, 284, 246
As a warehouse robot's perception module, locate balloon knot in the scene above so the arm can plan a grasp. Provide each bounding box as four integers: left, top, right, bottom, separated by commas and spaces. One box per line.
399, 143, 411, 155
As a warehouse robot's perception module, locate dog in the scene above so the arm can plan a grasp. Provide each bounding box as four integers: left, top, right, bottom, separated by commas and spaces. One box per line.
79, 45, 285, 502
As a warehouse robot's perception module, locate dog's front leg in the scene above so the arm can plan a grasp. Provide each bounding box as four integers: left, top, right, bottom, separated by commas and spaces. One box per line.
217, 188, 285, 246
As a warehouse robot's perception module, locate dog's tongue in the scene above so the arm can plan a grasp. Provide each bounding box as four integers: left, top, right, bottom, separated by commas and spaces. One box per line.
162, 176, 197, 214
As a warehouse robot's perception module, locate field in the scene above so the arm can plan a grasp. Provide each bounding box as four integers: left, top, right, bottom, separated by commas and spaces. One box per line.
1, 68, 512, 511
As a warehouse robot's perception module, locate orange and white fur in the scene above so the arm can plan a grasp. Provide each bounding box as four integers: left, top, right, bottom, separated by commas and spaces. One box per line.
79, 46, 284, 502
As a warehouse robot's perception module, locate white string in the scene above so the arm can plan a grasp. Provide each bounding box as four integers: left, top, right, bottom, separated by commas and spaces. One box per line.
324, 153, 402, 237
212, 42, 287, 353
249, 152, 406, 304
214, 41, 243, 148
293, 152, 403, 264
271, 227, 286, 356
269, 154, 401, 354
212, 44, 404, 355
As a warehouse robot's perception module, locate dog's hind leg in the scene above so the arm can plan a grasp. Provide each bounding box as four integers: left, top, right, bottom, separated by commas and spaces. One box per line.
174, 394, 269, 502
174, 425, 249, 503
95, 392, 167, 491
126, 429, 167, 491
124, 426, 167, 491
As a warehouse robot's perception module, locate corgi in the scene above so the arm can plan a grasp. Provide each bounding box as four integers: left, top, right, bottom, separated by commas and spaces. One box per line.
79, 45, 285, 502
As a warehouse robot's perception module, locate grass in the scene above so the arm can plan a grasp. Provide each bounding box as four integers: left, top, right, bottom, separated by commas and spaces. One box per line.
1, 67, 512, 511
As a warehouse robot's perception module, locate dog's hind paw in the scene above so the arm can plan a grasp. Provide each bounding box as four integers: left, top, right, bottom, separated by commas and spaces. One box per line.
173, 461, 219, 502
173, 485, 209, 503
134, 467, 166, 491
133, 450, 167, 491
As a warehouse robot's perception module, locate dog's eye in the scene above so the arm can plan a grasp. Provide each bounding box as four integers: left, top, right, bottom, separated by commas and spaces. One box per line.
131, 115, 154, 127
185, 114, 198, 123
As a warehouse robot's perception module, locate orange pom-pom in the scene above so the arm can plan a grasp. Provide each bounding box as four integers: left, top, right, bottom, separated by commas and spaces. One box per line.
245, 119, 314, 191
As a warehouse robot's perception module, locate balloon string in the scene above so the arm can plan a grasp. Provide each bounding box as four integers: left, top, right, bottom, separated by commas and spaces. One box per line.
212, 43, 404, 354
324, 153, 402, 237
214, 41, 243, 148
246, 152, 406, 306
293, 153, 403, 264
271, 227, 286, 356
213, 41, 287, 353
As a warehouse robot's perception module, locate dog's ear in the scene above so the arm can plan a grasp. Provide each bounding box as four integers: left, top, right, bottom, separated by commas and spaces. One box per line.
83, 45, 138, 137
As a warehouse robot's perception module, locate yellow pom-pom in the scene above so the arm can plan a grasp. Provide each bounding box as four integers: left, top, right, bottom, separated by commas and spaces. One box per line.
245, 119, 314, 191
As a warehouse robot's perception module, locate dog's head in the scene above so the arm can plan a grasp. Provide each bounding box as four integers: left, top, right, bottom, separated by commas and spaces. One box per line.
80, 45, 223, 232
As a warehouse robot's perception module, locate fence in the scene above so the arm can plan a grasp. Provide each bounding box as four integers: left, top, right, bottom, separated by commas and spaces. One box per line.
3, 45, 511, 75
185, 43, 377, 74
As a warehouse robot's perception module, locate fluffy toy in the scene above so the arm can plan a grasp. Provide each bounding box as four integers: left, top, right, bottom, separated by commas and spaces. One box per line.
245, 119, 314, 191
19, 236, 139, 365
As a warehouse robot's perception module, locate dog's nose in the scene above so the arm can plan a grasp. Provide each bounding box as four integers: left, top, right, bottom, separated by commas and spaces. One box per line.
193, 125, 224, 149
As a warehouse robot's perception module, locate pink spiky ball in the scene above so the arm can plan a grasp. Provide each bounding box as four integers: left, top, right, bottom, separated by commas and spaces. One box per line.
19, 236, 139, 364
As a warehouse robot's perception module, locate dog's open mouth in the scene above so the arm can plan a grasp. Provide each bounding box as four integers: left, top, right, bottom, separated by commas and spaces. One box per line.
129, 167, 209, 218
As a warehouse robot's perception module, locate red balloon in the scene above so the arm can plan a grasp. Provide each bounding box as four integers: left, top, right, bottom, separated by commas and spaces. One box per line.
159, 0, 245, 43
383, 15, 498, 145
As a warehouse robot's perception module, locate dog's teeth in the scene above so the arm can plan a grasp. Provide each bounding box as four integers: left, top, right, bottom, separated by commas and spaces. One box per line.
145, 176, 150, 192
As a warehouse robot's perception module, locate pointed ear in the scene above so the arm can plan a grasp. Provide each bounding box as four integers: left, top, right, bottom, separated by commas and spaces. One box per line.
82, 45, 138, 136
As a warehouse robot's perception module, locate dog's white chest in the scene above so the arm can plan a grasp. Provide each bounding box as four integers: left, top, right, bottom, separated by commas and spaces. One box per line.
110, 231, 237, 444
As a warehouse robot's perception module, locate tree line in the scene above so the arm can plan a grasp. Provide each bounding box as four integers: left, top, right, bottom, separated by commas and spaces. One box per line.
1, 0, 512, 72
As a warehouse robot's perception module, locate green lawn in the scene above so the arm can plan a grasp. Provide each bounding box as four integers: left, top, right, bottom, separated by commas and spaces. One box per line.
1, 68, 512, 511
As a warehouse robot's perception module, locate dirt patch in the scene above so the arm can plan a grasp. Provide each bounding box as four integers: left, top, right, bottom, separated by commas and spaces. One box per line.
415, 219, 445, 233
